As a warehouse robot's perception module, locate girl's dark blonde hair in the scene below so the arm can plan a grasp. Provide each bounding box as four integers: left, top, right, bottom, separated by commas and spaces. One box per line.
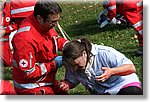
62, 38, 92, 70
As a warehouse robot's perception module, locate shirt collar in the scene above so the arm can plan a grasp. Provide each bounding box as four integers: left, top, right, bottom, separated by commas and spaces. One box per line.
91, 43, 98, 55
84, 43, 98, 70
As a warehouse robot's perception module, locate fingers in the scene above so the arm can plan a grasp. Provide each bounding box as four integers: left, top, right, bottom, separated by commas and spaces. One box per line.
100, 77, 106, 82
101, 79, 105, 82
95, 76, 106, 82
95, 67, 112, 82
59, 83, 69, 91
95, 72, 107, 82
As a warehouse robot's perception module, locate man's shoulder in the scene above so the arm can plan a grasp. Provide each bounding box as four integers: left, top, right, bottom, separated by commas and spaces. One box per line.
13, 25, 34, 42
17, 26, 31, 34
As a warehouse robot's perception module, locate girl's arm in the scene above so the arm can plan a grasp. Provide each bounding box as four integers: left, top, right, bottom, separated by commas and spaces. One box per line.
95, 64, 136, 82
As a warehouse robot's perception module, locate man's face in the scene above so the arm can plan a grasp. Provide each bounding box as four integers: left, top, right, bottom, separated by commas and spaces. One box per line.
37, 13, 61, 29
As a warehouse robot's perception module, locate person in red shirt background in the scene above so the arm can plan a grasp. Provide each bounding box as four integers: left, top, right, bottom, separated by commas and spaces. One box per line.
10, 0, 38, 29
0, 0, 37, 95
0, 0, 37, 67
12, 0, 68, 95
0, 0, 15, 66
99, 0, 143, 56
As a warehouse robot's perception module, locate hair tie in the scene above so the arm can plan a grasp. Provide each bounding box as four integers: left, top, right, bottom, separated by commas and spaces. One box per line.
77, 39, 81, 42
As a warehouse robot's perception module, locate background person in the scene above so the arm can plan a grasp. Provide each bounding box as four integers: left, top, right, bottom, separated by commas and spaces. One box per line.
98, 0, 143, 55
0, 0, 37, 67
0, 0, 15, 67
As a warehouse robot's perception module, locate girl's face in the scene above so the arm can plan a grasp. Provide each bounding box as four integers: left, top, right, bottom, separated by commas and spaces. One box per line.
74, 51, 87, 69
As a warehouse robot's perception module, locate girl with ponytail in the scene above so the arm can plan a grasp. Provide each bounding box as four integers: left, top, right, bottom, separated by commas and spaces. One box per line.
60, 38, 142, 95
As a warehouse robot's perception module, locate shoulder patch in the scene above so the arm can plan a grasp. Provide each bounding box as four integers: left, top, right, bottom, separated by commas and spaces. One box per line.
6, 17, 10, 22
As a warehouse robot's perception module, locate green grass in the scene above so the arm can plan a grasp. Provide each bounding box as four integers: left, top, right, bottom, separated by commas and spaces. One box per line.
2, 1, 143, 95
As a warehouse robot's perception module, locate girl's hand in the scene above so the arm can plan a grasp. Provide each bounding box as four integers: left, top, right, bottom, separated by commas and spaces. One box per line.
95, 67, 112, 82
59, 81, 70, 91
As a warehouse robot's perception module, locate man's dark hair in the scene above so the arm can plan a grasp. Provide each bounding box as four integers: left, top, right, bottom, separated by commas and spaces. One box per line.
34, 0, 62, 22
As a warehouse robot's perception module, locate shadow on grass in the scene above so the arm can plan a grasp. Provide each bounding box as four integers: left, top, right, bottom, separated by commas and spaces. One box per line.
63, 19, 101, 37
117, 46, 143, 57
101, 22, 133, 32
63, 19, 133, 38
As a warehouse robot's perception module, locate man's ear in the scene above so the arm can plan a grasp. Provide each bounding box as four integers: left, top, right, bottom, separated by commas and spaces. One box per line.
36, 15, 43, 23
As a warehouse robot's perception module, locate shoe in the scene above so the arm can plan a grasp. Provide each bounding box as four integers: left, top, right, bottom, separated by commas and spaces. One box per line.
135, 47, 143, 56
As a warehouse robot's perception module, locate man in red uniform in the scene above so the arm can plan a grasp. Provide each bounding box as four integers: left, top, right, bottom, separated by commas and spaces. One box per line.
12, 0, 68, 95
0, 0, 37, 67
100, 0, 143, 55
0, 0, 37, 95
0, 0, 16, 66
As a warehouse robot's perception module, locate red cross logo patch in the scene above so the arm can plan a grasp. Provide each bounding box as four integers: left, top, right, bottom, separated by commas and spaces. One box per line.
19, 59, 28, 68
6, 17, 10, 22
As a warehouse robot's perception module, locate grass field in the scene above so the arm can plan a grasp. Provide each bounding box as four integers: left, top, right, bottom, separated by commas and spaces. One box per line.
3, 1, 143, 95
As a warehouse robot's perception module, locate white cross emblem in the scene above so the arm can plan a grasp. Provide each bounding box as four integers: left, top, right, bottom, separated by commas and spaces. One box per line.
19, 59, 28, 68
